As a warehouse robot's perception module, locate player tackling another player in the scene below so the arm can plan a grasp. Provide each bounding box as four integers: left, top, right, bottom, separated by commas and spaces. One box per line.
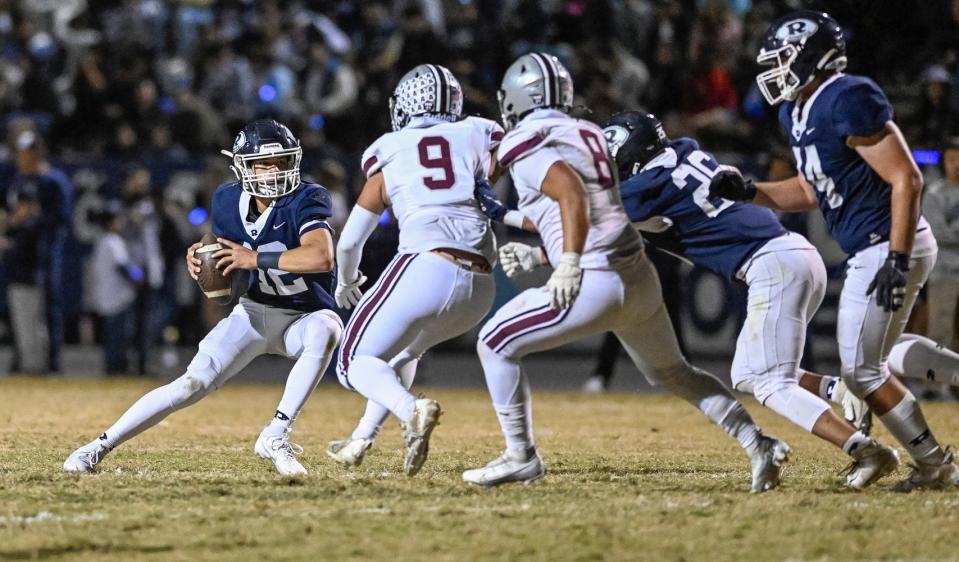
710, 10, 959, 490
65, 120, 342, 477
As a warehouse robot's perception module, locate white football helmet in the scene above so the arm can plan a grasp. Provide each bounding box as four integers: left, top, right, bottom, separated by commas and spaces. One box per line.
389, 64, 463, 131
498, 52, 574, 130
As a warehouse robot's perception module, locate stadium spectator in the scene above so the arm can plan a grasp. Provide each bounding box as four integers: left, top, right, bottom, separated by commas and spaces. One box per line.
925, 138, 959, 355
4, 124, 72, 374
89, 200, 140, 374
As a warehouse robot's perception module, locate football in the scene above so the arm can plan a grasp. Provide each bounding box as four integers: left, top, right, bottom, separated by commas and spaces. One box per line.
194, 232, 248, 305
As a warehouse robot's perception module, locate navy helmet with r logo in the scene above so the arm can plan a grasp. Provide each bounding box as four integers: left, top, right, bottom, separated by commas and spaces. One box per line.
601, 111, 670, 181
756, 10, 847, 105
222, 119, 303, 199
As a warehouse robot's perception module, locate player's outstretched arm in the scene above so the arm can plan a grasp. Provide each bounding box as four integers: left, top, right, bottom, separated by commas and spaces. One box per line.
711, 168, 817, 212
335, 172, 387, 309
849, 121, 923, 256
540, 160, 588, 309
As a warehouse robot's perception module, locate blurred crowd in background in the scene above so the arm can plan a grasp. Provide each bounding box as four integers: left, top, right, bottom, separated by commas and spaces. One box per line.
1, 0, 959, 380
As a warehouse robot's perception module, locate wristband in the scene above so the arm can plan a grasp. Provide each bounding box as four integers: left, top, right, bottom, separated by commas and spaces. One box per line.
504, 210, 525, 229
257, 251, 282, 270
887, 251, 910, 272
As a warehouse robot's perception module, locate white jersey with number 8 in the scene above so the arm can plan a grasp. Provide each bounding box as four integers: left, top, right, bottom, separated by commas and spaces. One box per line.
497, 109, 643, 269
360, 116, 504, 265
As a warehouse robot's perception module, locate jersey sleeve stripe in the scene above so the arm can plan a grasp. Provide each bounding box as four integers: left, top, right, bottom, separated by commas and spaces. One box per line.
362, 155, 379, 176
499, 134, 546, 167
299, 220, 331, 235
491, 131, 504, 142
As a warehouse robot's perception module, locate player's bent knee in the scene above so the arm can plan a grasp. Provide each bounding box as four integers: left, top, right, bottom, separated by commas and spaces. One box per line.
301, 312, 343, 357
751, 374, 799, 405
840, 367, 888, 399
166, 353, 220, 407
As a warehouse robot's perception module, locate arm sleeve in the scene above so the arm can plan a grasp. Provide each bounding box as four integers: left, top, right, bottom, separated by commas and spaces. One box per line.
832, 79, 894, 138
297, 187, 335, 237
336, 206, 381, 284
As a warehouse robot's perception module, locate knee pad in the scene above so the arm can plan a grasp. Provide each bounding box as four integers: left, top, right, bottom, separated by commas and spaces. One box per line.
302, 311, 343, 358
750, 371, 799, 405
840, 364, 889, 399
167, 353, 219, 407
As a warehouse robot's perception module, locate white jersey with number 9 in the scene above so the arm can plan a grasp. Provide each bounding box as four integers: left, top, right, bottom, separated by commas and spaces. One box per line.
360, 116, 504, 265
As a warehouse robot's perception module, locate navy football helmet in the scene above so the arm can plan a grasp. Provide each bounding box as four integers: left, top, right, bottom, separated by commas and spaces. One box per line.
756, 10, 847, 105
223, 119, 302, 198
601, 111, 670, 181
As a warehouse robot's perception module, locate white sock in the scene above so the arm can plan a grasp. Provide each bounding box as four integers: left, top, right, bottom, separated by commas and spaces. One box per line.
268, 349, 334, 433
494, 401, 535, 457
818, 375, 839, 401
841, 431, 871, 456
877, 390, 944, 463
478, 342, 535, 454
658, 363, 761, 454
350, 357, 418, 440
888, 333, 959, 386
762, 384, 831, 433
347, 355, 416, 422
101, 375, 209, 449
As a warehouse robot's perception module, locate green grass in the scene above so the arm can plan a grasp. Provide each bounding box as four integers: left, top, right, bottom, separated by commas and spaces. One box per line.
1, 377, 958, 561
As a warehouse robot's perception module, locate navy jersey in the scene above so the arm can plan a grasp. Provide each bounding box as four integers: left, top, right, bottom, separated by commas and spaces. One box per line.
211, 182, 336, 312
620, 138, 786, 280
779, 73, 897, 255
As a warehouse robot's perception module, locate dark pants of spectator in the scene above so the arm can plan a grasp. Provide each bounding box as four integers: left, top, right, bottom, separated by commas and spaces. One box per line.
135, 288, 162, 375
102, 307, 134, 374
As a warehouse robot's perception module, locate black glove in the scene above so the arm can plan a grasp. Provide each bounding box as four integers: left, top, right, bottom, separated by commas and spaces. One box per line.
474, 178, 507, 222
866, 251, 909, 312
709, 170, 757, 201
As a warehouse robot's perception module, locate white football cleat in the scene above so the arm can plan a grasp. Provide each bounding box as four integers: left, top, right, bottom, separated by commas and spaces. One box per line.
63, 437, 112, 473
462, 449, 546, 487
834, 379, 872, 435
749, 436, 791, 493
401, 398, 442, 476
893, 448, 959, 492
255, 427, 307, 477
326, 438, 374, 468
842, 439, 900, 489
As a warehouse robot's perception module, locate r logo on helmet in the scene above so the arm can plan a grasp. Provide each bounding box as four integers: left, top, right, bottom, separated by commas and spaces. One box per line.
776, 19, 818, 41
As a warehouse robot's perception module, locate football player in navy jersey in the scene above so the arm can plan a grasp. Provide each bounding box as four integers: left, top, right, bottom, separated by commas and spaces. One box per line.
603, 111, 899, 488
711, 11, 959, 490
64, 120, 343, 477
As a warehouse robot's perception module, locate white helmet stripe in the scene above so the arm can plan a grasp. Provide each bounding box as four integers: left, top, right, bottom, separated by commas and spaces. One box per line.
530, 53, 553, 106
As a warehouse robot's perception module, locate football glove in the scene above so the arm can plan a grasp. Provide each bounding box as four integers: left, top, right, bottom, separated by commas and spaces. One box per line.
476, 178, 526, 228
335, 271, 367, 310
709, 169, 757, 201
475, 178, 507, 222
866, 252, 909, 312
546, 252, 582, 309
499, 242, 547, 278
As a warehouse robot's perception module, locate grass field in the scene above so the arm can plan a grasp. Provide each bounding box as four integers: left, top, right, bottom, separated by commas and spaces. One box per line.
2, 377, 959, 561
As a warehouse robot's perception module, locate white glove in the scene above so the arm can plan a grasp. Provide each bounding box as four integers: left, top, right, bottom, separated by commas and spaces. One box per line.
335, 271, 367, 309
546, 252, 581, 309
498, 242, 547, 278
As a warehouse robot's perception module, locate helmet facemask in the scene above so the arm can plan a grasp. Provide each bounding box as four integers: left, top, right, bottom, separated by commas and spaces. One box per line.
231, 145, 303, 199
756, 43, 805, 105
